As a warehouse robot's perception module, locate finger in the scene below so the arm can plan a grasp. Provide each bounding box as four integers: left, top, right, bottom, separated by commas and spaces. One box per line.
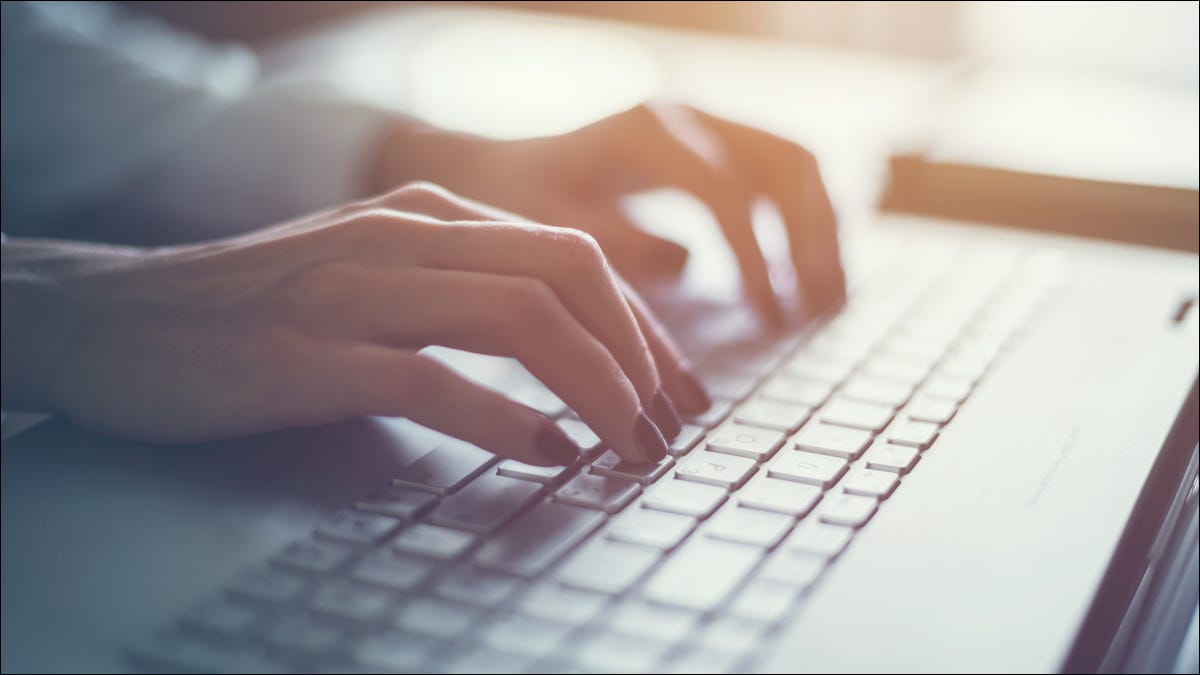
575, 205, 690, 278
334, 347, 582, 466
617, 278, 713, 415
686, 109, 846, 309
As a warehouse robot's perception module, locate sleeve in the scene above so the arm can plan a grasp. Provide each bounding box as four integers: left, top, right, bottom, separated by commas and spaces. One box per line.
1, 1, 396, 243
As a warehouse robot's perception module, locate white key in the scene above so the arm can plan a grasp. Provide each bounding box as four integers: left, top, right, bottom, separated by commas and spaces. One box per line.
758, 549, 826, 587
706, 422, 786, 460
574, 632, 669, 674
472, 501, 605, 578
669, 424, 706, 456
785, 521, 853, 557
392, 439, 495, 494
905, 396, 958, 425
700, 368, 758, 401
391, 523, 476, 560
517, 584, 609, 625
180, 599, 259, 637
687, 397, 734, 428
351, 633, 436, 672
309, 580, 390, 622
228, 568, 308, 604
784, 353, 855, 383
863, 442, 919, 474
393, 597, 482, 639
317, 510, 400, 546
738, 477, 822, 517
759, 377, 833, 407
675, 451, 757, 490
350, 550, 434, 592
705, 506, 793, 548
841, 376, 914, 408
273, 539, 353, 574
481, 615, 572, 658
555, 472, 641, 513
818, 397, 895, 432
429, 471, 544, 533
642, 480, 727, 517
606, 508, 696, 550
728, 580, 800, 622
793, 423, 872, 459
590, 450, 673, 484
355, 487, 436, 521
921, 374, 973, 403
556, 417, 602, 451
444, 648, 532, 675
497, 459, 574, 485
556, 538, 661, 595
664, 649, 742, 675
818, 493, 878, 528
642, 538, 761, 611
734, 399, 812, 433
768, 450, 848, 488
842, 468, 899, 499
434, 568, 521, 607
885, 419, 940, 449
696, 616, 771, 656
860, 357, 930, 385
609, 600, 701, 643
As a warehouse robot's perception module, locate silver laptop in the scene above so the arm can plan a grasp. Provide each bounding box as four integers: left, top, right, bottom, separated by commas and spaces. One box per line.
3, 190, 1197, 672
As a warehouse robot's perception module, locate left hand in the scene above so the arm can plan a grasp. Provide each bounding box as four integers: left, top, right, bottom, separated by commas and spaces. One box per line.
377, 103, 846, 322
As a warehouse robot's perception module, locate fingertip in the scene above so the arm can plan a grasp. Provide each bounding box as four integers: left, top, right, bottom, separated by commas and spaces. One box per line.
633, 411, 668, 463
649, 389, 682, 439
674, 369, 712, 415
533, 420, 582, 466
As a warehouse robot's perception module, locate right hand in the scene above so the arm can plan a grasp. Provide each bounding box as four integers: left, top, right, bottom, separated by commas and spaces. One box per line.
0, 183, 712, 465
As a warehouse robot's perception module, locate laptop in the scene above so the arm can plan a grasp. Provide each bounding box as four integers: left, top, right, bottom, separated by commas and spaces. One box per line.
2, 181, 1197, 672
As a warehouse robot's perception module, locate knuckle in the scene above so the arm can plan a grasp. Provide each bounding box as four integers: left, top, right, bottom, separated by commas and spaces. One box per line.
499, 277, 560, 329
396, 180, 454, 206
390, 355, 442, 411
545, 228, 608, 285
340, 210, 403, 243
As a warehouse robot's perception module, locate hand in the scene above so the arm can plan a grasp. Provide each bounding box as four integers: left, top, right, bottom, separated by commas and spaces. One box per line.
378, 103, 846, 322
0, 183, 712, 464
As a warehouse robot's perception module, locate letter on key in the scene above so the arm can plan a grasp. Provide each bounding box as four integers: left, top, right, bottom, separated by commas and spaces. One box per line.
707, 422, 785, 460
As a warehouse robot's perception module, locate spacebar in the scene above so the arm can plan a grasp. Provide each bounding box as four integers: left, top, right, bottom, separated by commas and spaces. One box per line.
473, 501, 605, 578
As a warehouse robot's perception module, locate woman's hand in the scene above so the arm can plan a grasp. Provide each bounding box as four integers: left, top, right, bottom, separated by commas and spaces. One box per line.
1, 183, 711, 465
378, 103, 846, 322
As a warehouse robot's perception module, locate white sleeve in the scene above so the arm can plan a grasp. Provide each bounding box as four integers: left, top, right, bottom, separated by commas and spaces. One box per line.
1, 1, 394, 242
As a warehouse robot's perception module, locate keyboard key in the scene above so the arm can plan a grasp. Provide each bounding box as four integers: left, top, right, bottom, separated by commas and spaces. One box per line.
760, 377, 833, 407
355, 487, 437, 521
317, 510, 400, 546
904, 395, 958, 425
609, 600, 701, 643
473, 501, 605, 578
350, 632, 436, 672
496, 458, 575, 485
885, 419, 940, 449
574, 632, 669, 674
668, 424, 706, 456
768, 451, 848, 488
180, 599, 260, 638
818, 493, 878, 528
921, 374, 973, 403
737, 477, 822, 517
393, 597, 482, 639
481, 614, 573, 658
785, 521, 853, 557
227, 568, 309, 604
132, 630, 280, 674
434, 568, 521, 607
697, 616, 771, 656
590, 450, 673, 484
309, 580, 391, 622
842, 468, 899, 499
686, 397, 734, 428
706, 422, 786, 460
606, 508, 696, 550
273, 539, 354, 574
664, 649, 743, 675
863, 442, 919, 474
793, 423, 872, 459
509, 382, 567, 417
391, 523, 477, 560
429, 471, 544, 533
263, 613, 342, 655
444, 647, 532, 674
734, 398, 812, 433
783, 353, 855, 383
350, 550, 434, 592
556, 538, 661, 595
642, 479, 726, 517
393, 439, 495, 495
728, 580, 800, 622
758, 549, 826, 587
517, 583, 609, 625
840, 376, 913, 408
675, 451, 757, 490
699, 368, 758, 401
642, 538, 761, 611
556, 417, 602, 452
818, 398, 895, 432
705, 506, 793, 548
860, 356, 930, 385
554, 472, 640, 513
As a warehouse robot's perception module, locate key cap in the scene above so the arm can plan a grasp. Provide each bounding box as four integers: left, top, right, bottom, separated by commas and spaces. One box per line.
699, 368, 758, 401
706, 422, 786, 460
590, 450, 673, 484
393, 439, 495, 495
556, 417, 602, 452
391, 523, 477, 560
768, 451, 848, 488
642, 479, 726, 517
783, 353, 855, 383
734, 398, 812, 433
497, 459, 575, 485
863, 441, 919, 474
609, 600, 701, 643
842, 468, 899, 499
921, 374, 973, 403
517, 583, 609, 625
350, 550, 434, 592
860, 357, 930, 386
818, 397, 895, 432
556, 538, 661, 595
350, 632, 437, 672
785, 521, 853, 557
180, 599, 260, 638
697, 616, 771, 656
444, 648, 533, 675
228, 568, 309, 604
904, 395, 957, 425
273, 539, 354, 574
819, 493, 878, 528
664, 649, 742, 675
705, 506, 793, 548
793, 423, 872, 459
393, 597, 482, 639
760, 377, 833, 407
758, 549, 826, 587
669, 424, 706, 456
309, 580, 391, 622
263, 613, 342, 655
840, 376, 913, 409
606, 508, 696, 550
738, 477, 822, 517
317, 510, 400, 546
356, 487, 437, 521
642, 538, 761, 611
429, 471, 544, 533
554, 472, 640, 513
728, 580, 800, 622
675, 451, 757, 490
481, 614, 573, 658
574, 631, 670, 674
885, 419, 940, 449
473, 501, 605, 578
132, 630, 280, 674
509, 382, 567, 417
434, 568, 521, 607
687, 397, 734, 428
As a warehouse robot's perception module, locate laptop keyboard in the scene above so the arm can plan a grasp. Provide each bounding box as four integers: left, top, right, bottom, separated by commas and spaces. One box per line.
131, 244, 1063, 673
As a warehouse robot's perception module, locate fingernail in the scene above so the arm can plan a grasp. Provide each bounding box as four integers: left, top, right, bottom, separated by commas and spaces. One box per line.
535, 421, 581, 466
633, 412, 668, 463
677, 369, 712, 415
649, 389, 682, 439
